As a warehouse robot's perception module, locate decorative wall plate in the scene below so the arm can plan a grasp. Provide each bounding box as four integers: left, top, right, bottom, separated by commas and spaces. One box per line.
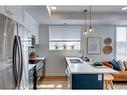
103, 46, 112, 54
104, 38, 112, 45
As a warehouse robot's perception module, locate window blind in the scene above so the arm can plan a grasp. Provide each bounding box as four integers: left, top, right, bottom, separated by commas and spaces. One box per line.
49, 26, 81, 41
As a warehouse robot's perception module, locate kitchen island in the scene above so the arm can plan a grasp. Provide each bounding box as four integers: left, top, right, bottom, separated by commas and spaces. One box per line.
65, 57, 118, 89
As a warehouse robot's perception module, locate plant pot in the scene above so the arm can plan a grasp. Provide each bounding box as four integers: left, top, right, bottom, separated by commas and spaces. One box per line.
55, 46, 58, 50
71, 45, 74, 50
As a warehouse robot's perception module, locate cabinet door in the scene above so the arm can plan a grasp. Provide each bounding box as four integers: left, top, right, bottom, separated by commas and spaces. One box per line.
8, 6, 23, 24
22, 10, 32, 31
0, 6, 7, 16
0, 6, 23, 24
72, 74, 103, 89
23, 10, 39, 44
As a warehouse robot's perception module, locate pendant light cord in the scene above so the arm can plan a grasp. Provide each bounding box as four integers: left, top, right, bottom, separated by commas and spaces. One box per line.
84, 10, 87, 32
90, 5, 91, 27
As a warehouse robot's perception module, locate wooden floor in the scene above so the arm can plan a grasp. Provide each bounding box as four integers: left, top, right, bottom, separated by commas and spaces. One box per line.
37, 76, 68, 89
41, 76, 67, 81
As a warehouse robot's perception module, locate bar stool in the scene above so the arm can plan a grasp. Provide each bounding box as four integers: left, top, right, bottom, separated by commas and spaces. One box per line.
104, 74, 114, 89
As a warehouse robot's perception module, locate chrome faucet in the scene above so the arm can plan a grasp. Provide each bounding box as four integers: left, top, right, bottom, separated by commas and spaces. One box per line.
79, 50, 84, 59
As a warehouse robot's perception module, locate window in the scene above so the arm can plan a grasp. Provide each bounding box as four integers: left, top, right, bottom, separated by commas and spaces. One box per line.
116, 27, 127, 60
49, 26, 81, 50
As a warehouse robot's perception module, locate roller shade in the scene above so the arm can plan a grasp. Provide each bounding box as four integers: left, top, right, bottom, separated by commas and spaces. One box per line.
49, 26, 81, 41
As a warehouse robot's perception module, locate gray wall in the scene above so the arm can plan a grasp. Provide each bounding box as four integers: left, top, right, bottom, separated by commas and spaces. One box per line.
81, 25, 116, 61
36, 25, 116, 76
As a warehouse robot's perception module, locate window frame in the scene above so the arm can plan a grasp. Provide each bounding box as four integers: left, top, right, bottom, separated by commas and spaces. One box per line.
116, 26, 127, 60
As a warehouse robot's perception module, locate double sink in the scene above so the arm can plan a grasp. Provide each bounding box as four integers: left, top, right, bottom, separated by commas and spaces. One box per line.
69, 59, 83, 64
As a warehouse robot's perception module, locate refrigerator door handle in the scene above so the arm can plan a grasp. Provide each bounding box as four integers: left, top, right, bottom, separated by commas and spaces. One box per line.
17, 36, 23, 89
16, 22, 23, 89
12, 36, 18, 88
12, 35, 23, 89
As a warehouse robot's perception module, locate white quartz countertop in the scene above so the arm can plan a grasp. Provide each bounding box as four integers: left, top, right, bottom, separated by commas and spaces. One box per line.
65, 57, 118, 74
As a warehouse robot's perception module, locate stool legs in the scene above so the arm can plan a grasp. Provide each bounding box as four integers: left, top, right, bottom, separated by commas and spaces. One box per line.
110, 81, 114, 89
104, 80, 114, 89
105, 81, 109, 89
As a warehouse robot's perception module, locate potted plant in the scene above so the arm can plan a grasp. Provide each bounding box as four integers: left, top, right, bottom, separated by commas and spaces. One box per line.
71, 45, 75, 50
63, 44, 67, 50
55, 44, 59, 50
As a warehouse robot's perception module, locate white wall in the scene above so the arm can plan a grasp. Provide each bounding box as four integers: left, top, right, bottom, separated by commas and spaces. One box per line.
36, 24, 116, 76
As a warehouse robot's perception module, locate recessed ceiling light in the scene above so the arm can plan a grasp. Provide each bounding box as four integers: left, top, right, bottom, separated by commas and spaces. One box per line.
51, 6, 56, 10
122, 7, 127, 11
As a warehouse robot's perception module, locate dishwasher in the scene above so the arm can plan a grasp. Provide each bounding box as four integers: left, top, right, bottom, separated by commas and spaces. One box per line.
65, 66, 71, 89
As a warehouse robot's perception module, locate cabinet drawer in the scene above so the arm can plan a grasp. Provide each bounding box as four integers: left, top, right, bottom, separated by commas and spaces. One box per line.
72, 74, 103, 89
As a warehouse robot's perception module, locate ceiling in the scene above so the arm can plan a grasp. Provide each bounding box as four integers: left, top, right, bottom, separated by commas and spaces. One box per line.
24, 6, 127, 25
50, 6, 124, 13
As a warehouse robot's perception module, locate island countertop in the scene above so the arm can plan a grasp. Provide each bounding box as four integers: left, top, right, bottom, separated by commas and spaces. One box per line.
65, 57, 118, 74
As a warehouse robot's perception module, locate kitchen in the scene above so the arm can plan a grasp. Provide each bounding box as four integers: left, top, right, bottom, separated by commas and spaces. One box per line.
0, 5, 127, 90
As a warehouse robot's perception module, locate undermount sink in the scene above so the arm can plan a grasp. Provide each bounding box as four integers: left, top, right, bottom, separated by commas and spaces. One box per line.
69, 59, 82, 64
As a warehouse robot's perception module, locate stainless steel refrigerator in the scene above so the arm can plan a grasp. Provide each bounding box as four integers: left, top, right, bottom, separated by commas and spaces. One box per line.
0, 13, 29, 89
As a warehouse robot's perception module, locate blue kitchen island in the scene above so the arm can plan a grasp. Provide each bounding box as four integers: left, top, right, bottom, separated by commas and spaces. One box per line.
65, 57, 118, 90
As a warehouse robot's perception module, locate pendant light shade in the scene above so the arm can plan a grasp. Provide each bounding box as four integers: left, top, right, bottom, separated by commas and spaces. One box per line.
88, 26, 92, 32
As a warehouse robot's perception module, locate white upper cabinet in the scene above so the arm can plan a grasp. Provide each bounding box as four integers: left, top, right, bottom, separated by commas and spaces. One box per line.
0, 6, 39, 44
0, 6, 7, 16
8, 6, 23, 24
23, 10, 39, 44
0, 6, 23, 24
32, 23, 39, 44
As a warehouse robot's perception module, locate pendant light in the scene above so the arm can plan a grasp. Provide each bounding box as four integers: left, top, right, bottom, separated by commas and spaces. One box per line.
83, 10, 88, 35
88, 5, 92, 32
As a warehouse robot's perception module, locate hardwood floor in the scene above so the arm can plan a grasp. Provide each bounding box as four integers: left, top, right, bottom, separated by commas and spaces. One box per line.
37, 76, 68, 89
42, 76, 67, 81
